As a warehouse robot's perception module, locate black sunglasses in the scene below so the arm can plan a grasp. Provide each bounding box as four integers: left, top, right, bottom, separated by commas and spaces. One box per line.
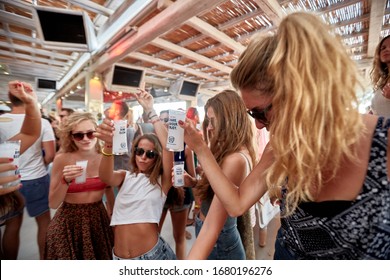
72, 131, 95, 141
247, 104, 272, 125
134, 147, 158, 159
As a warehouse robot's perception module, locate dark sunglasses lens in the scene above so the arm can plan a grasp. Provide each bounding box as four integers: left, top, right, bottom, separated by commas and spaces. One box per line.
86, 132, 95, 139
145, 151, 156, 159
135, 147, 144, 156
72, 133, 84, 141
72, 132, 95, 141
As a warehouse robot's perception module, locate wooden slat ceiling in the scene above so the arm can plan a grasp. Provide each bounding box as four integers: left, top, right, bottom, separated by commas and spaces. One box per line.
0, 0, 389, 106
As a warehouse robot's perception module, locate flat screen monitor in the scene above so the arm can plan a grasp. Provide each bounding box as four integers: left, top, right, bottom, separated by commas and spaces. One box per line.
36, 78, 57, 91
169, 78, 200, 101
33, 6, 97, 51
105, 64, 145, 93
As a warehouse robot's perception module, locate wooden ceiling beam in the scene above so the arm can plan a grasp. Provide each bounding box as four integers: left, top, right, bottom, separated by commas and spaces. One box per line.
367, 0, 387, 57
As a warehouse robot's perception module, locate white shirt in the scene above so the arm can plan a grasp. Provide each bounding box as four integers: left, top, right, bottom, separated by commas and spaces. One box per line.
0, 113, 55, 180
110, 172, 166, 226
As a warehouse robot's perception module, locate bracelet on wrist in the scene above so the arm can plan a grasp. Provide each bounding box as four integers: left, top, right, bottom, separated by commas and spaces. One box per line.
150, 116, 160, 124
101, 148, 113, 157
146, 109, 157, 118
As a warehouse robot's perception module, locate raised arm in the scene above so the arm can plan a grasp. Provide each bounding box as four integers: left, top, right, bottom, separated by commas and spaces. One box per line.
135, 89, 173, 193
7, 81, 41, 154
94, 118, 126, 188
179, 120, 270, 217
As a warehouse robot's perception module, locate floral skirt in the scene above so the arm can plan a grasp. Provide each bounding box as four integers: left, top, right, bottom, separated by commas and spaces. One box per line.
44, 201, 114, 260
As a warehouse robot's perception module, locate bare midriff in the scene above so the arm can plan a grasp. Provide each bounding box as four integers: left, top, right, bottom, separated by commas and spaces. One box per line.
113, 223, 159, 259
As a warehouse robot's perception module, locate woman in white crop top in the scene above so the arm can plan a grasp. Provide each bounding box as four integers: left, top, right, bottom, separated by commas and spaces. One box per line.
96, 90, 175, 260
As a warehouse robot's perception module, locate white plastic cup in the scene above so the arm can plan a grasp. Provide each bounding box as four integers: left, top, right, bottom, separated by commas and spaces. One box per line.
0, 140, 21, 188
173, 161, 185, 188
75, 160, 88, 184
112, 119, 128, 155
166, 110, 186, 152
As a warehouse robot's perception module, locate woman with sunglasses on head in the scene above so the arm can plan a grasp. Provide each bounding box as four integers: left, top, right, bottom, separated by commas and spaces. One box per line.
45, 112, 114, 259
183, 89, 257, 260
180, 12, 390, 260
96, 89, 176, 260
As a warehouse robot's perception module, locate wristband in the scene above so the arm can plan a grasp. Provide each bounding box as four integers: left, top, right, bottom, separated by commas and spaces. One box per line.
101, 148, 113, 157
146, 109, 157, 119
150, 116, 160, 124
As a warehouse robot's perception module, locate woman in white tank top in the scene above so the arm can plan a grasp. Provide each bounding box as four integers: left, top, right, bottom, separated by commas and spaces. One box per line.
96, 90, 175, 260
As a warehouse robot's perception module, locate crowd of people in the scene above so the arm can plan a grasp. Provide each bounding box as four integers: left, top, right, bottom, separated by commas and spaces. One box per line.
1, 11, 389, 260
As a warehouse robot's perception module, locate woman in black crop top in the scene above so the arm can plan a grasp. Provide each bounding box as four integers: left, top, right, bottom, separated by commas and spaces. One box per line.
179, 12, 390, 260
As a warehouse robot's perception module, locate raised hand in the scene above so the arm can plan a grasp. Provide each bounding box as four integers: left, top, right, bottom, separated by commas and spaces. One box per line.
94, 118, 115, 145
135, 89, 154, 112
178, 119, 206, 154
8, 81, 37, 104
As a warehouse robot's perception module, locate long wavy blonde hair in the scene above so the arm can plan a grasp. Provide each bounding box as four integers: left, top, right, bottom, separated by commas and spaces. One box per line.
231, 12, 364, 216
198, 90, 257, 200
370, 35, 390, 90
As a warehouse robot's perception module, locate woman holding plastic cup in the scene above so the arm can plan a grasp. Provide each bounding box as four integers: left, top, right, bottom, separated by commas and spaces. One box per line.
44, 112, 114, 259
96, 89, 176, 260
182, 90, 257, 260
0, 80, 41, 259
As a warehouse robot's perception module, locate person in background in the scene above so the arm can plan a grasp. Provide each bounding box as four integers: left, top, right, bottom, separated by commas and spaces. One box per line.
157, 109, 196, 259
45, 112, 114, 259
0, 84, 56, 260
96, 89, 176, 260
180, 12, 390, 260
370, 35, 390, 119
58, 108, 74, 124
183, 90, 257, 260
0, 80, 41, 259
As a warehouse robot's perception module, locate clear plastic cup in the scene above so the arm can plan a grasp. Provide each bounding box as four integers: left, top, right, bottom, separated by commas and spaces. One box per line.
0, 140, 21, 188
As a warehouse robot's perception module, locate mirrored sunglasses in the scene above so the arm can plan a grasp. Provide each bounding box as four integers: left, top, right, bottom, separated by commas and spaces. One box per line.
72, 131, 95, 141
134, 147, 158, 159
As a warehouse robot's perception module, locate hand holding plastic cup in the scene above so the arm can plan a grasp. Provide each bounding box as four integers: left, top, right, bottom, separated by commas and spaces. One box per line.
0, 140, 21, 188
173, 161, 185, 188
75, 160, 88, 184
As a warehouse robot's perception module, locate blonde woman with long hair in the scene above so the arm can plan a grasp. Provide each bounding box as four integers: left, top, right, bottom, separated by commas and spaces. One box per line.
45, 112, 114, 259
180, 12, 390, 259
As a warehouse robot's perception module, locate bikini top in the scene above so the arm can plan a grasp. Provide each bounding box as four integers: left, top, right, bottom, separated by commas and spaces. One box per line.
67, 177, 108, 193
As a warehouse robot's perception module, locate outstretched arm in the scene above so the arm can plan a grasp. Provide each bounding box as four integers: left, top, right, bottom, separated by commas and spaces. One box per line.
95, 119, 126, 188
179, 120, 270, 217
7, 81, 41, 154
135, 90, 173, 193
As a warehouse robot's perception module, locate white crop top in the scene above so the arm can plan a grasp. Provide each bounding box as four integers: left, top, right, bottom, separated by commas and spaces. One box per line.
110, 172, 166, 226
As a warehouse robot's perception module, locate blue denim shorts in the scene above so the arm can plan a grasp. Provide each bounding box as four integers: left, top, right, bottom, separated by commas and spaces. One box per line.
195, 215, 245, 260
112, 236, 177, 260
20, 174, 50, 217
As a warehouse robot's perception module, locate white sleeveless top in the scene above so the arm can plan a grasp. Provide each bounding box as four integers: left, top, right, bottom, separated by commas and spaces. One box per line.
110, 172, 166, 226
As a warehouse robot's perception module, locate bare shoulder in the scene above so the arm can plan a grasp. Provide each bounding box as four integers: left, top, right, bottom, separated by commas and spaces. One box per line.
221, 151, 247, 170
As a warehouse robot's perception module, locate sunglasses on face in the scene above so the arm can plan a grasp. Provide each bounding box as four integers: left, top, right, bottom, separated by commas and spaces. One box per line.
134, 147, 158, 159
160, 117, 169, 123
247, 104, 272, 125
72, 131, 95, 141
